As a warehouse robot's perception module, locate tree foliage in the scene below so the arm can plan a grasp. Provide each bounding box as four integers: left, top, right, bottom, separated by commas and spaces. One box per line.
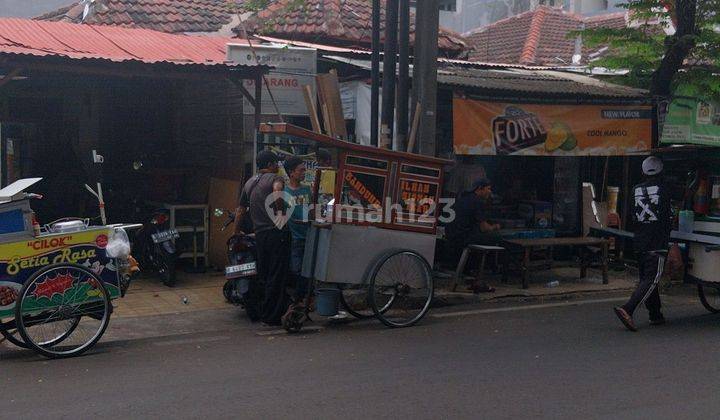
582, 0, 719, 100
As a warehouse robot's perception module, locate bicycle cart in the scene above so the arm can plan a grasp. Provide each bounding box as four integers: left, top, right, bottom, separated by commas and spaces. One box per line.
671, 230, 720, 313
0, 178, 135, 358
259, 124, 451, 328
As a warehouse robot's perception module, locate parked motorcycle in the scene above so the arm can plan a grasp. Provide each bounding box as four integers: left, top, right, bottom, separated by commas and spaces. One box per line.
216, 208, 263, 321
135, 208, 179, 286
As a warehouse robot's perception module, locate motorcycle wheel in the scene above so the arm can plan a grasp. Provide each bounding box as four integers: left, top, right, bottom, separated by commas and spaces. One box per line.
159, 253, 177, 287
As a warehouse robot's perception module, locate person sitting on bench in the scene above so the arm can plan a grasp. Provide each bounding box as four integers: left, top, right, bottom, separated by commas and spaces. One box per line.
446, 178, 501, 293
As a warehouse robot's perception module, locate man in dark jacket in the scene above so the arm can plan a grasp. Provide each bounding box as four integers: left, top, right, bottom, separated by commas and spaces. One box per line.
237, 151, 290, 326
614, 156, 671, 331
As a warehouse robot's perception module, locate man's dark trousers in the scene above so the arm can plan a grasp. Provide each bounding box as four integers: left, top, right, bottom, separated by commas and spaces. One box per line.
622, 252, 664, 318
255, 228, 291, 324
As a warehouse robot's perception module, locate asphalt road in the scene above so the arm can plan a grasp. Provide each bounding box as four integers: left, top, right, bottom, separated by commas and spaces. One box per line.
2, 292, 719, 419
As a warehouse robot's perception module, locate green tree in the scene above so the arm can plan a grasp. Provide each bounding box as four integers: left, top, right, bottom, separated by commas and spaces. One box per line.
582, 0, 719, 100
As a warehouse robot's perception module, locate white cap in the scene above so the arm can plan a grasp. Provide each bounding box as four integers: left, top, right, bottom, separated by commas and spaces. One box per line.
642, 156, 663, 176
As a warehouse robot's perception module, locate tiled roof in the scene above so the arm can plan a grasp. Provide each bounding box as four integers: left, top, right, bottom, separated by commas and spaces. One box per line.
36, 0, 242, 34
584, 12, 627, 30
238, 0, 467, 56
466, 6, 584, 66
0, 18, 264, 73
37, 0, 466, 56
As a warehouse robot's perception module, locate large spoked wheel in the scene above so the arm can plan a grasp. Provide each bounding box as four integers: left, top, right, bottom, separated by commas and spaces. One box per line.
1, 324, 27, 348
16, 264, 111, 359
339, 285, 395, 319
368, 249, 434, 328
698, 284, 720, 313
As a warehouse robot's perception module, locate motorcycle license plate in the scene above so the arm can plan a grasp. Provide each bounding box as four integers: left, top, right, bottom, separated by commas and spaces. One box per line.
225, 262, 257, 278
151, 229, 180, 244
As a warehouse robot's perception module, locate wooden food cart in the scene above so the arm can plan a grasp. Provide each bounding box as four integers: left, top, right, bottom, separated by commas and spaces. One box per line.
260, 123, 451, 328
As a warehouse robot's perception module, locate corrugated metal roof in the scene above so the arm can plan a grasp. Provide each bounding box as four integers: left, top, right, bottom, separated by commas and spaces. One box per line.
323, 55, 648, 100
0, 18, 268, 72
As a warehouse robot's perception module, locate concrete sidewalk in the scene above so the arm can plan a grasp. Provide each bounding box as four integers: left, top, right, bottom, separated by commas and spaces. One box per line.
112, 266, 636, 319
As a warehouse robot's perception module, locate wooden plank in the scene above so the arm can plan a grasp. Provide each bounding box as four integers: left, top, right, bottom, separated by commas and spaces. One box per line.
316, 71, 347, 139
406, 102, 422, 153
504, 237, 608, 247
302, 84, 322, 134
208, 177, 242, 269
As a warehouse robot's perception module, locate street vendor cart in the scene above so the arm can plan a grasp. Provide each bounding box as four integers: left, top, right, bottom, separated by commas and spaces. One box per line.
260, 123, 451, 328
0, 178, 135, 358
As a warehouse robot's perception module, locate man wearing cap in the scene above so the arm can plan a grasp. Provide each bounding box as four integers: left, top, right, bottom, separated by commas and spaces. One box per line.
614, 156, 671, 331
237, 150, 291, 326
446, 178, 501, 293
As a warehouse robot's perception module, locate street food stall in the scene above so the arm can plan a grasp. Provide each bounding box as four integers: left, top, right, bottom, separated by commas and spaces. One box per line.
259, 123, 451, 328
0, 178, 136, 358
659, 91, 720, 312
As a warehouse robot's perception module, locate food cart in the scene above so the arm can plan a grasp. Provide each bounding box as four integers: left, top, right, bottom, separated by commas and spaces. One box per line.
259, 123, 451, 328
658, 91, 720, 312
662, 150, 720, 313
0, 178, 135, 358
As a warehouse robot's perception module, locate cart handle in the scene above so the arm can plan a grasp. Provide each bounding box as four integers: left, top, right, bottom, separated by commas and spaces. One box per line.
705, 245, 720, 253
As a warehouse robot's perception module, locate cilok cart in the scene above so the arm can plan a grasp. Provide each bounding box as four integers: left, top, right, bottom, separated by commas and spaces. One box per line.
0, 178, 135, 358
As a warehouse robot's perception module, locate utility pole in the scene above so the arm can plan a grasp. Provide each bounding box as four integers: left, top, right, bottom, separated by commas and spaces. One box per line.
380, 0, 399, 149
370, 0, 381, 147
397, 0, 410, 152
411, 0, 439, 156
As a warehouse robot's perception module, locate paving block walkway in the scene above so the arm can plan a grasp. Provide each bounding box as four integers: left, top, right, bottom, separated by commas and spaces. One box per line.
114, 266, 637, 319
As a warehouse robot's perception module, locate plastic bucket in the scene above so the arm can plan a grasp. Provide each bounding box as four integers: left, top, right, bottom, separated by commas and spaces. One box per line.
679, 210, 694, 233
315, 288, 340, 316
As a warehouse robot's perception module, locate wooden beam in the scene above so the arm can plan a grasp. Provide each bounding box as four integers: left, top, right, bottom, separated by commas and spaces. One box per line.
227, 77, 256, 109
302, 84, 322, 134
0, 68, 23, 90
407, 102, 421, 153
316, 71, 347, 140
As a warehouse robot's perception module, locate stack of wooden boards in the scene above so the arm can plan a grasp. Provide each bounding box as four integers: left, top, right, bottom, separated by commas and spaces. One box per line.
303, 70, 347, 140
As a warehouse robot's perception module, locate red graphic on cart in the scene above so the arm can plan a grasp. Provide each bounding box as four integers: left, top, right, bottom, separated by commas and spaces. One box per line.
32, 272, 75, 299
95, 234, 108, 248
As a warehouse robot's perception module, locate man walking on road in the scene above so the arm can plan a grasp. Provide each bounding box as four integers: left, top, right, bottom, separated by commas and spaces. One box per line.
237, 151, 291, 326
614, 156, 671, 331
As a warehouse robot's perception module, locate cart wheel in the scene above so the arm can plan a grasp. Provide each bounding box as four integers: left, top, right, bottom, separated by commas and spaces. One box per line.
2, 317, 81, 349
368, 249, 434, 328
339, 286, 395, 319
698, 284, 720, 313
16, 264, 111, 359
0, 326, 27, 348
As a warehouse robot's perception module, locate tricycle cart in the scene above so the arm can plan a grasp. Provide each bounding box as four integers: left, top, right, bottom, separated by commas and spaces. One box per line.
259, 123, 450, 328
671, 230, 720, 313
0, 178, 135, 358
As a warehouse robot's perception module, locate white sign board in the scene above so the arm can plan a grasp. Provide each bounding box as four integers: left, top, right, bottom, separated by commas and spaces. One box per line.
227, 43, 317, 116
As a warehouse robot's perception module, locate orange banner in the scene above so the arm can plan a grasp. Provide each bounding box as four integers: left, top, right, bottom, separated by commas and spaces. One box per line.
453, 98, 653, 156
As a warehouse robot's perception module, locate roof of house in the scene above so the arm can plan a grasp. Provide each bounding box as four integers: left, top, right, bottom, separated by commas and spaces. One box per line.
36, 0, 241, 34
37, 0, 467, 56
322, 55, 648, 101
0, 18, 266, 75
465, 6, 585, 66
241, 0, 466, 56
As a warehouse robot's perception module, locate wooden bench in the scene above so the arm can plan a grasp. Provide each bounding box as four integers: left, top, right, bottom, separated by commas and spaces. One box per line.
452, 244, 506, 292
502, 237, 609, 289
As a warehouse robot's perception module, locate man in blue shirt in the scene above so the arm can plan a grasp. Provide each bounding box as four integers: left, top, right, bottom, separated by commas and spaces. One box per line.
283, 157, 312, 302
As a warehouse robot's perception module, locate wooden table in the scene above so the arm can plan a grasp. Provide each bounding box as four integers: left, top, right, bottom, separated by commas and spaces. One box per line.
502, 237, 609, 289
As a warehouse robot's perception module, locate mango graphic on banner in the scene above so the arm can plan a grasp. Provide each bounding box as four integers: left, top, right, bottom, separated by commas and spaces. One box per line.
453, 97, 652, 156
545, 122, 577, 152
